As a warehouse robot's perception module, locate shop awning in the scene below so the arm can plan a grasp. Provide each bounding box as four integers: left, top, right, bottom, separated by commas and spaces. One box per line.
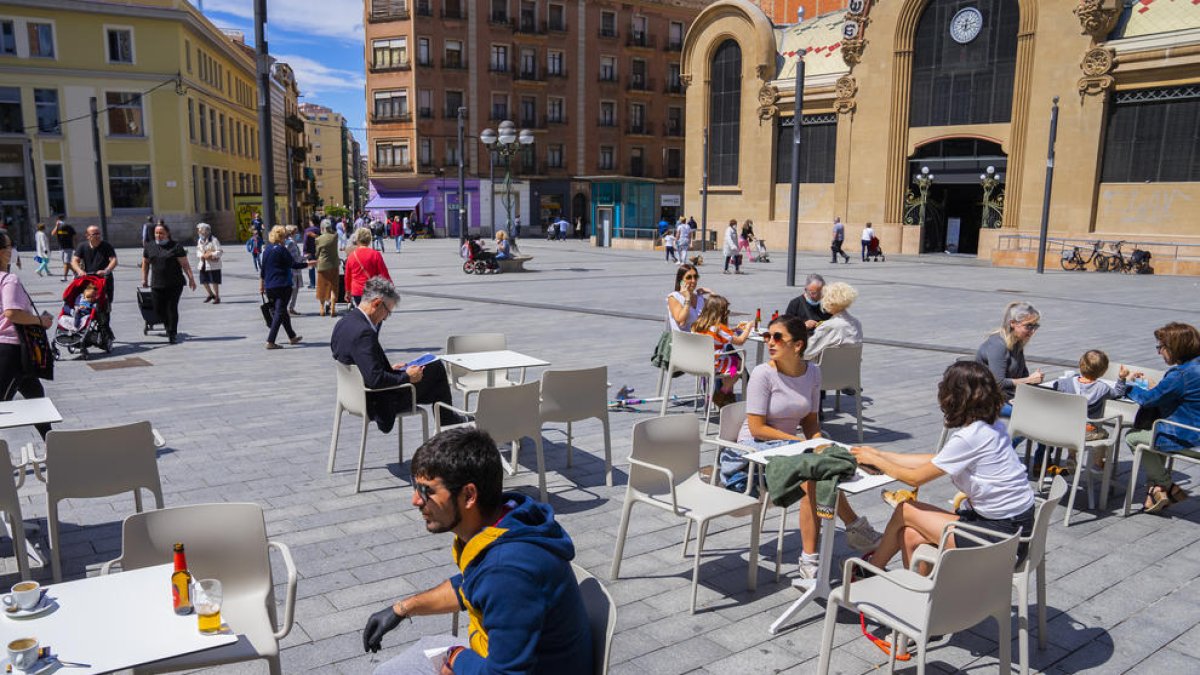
365, 195, 423, 209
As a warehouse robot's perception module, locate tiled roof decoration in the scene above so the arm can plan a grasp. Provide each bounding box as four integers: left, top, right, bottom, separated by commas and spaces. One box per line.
774, 9, 850, 79
1113, 0, 1200, 39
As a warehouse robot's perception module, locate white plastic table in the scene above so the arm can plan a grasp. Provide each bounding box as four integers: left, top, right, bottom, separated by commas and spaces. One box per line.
0, 564, 238, 673
0, 398, 62, 432
743, 438, 896, 634
439, 350, 549, 387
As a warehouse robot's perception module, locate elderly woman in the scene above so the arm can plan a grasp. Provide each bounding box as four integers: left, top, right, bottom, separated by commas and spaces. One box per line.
315, 220, 340, 317
851, 361, 1036, 570
722, 220, 741, 275
194, 222, 223, 304
804, 281, 862, 360
976, 301, 1044, 405
284, 225, 305, 315
1122, 322, 1200, 513
495, 230, 513, 261
666, 263, 710, 332
260, 225, 311, 349
344, 227, 391, 305
726, 314, 880, 579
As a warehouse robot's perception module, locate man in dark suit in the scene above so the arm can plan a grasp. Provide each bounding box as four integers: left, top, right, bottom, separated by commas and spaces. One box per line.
330, 277, 459, 432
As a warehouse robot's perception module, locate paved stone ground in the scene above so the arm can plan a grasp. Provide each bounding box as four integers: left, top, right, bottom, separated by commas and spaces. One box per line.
3, 238, 1199, 674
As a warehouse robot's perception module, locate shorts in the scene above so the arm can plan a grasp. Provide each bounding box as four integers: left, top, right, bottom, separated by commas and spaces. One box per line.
60, 250, 72, 264
955, 505, 1034, 561
198, 269, 222, 285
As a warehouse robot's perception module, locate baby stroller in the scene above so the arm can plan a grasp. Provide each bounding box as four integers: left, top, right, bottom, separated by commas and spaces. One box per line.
866, 235, 885, 262
460, 237, 499, 274
749, 238, 770, 263
54, 274, 114, 359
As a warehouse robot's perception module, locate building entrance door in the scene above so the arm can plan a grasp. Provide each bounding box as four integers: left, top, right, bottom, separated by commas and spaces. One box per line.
907, 138, 1006, 255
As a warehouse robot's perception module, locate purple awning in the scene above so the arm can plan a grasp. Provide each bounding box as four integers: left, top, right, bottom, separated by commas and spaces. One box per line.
365, 195, 423, 209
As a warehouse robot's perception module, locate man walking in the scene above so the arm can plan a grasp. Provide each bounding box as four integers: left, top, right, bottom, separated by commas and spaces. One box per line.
71, 225, 118, 301
140, 216, 155, 246
52, 216, 76, 281
362, 427, 594, 675
830, 217, 850, 263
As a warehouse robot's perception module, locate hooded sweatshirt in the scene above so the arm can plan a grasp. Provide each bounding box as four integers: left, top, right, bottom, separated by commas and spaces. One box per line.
450, 493, 593, 675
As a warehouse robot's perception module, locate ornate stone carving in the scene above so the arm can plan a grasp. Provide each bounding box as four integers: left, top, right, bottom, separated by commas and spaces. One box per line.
841, 38, 866, 67
755, 63, 774, 82
1074, 0, 1120, 41
1077, 46, 1116, 96
834, 75, 857, 115
679, 73, 693, 88
757, 84, 780, 122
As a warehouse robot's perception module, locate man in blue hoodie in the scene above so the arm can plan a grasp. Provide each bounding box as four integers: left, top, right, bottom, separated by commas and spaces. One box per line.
363, 428, 593, 675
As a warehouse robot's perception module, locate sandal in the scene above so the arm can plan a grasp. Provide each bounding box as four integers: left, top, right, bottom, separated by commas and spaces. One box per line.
1168, 483, 1188, 504
1144, 485, 1171, 514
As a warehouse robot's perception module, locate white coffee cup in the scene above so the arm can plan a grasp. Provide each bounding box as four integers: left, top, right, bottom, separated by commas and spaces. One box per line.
6, 637, 39, 671
3, 581, 42, 611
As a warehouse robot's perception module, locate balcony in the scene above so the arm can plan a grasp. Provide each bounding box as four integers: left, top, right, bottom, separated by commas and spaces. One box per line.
665, 39, 683, 53
371, 112, 412, 124
540, 161, 567, 174
666, 166, 683, 179
441, 58, 466, 70
443, 107, 466, 118
416, 57, 434, 67
488, 12, 509, 26
597, 161, 615, 172
546, 114, 568, 125
627, 77, 655, 93
514, 67, 544, 82
520, 116, 544, 129
369, 60, 411, 73
598, 118, 617, 128
626, 124, 651, 136
440, 5, 466, 20
418, 107, 433, 119
546, 66, 568, 78
374, 161, 413, 173
489, 110, 510, 122
665, 81, 685, 95
548, 19, 567, 32
598, 73, 619, 85
368, 1, 409, 22
629, 161, 645, 177
488, 62, 510, 74
598, 27, 618, 39
626, 32, 656, 49
513, 17, 547, 35
663, 121, 684, 137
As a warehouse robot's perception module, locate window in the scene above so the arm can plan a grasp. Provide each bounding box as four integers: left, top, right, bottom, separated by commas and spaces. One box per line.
667, 63, 682, 92
376, 141, 409, 168
519, 0, 536, 31
44, 164, 65, 215
419, 138, 432, 166
185, 39, 191, 72
34, 89, 59, 134
490, 0, 508, 23
373, 90, 409, 120
1102, 87, 1200, 183
444, 140, 460, 165
631, 16, 648, 46
520, 48, 536, 77
490, 45, 509, 72
222, 169, 230, 210
106, 27, 133, 63
547, 50, 563, 76
417, 37, 431, 65
708, 40, 741, 185
773, 115, 837, 183
418, 89, 432, 118
600, 11, 616, 37
106, 91, 144, 136
372, 38, 408, 69
599, 145, 614, 170
549, 4, 565, 31
209, 109, 217, 147
548, 144, 563, 168
630, 147, 644, 176
629, 103, 645, 133
491, 93, 508, 120
187, 100, 195, 141
668, 22, 684, 50
599, 101, 615, 127
520, 142, 535, 171
666, 106, 683, 136
599, 56, 616, 81
27, 22, 54, 58
631, 59, 647, 89
521, 96, 536, 127
547, 97, 564, 123
1, 21, 15, 55
198, 103, 207, 143
666, 148, 682, 178
219, 113, 226, 150
234, 120, 241, 154
109, 164, 152, 209
444, 40, 463, 68
195, 166, 204, 210
416, 0, 431, 16
445, 90, 463, 117
0, 87, 19, 133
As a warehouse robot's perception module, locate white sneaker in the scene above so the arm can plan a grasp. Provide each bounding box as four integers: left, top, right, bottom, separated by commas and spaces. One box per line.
797, 555, 820, 580
845, 517, 882, 553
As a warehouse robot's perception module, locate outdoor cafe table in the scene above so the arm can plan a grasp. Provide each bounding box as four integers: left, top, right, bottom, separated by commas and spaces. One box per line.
0, 564, 239, 674
439, 350, 549, 387
743, 438, 896, 635
0, 398, 63, 568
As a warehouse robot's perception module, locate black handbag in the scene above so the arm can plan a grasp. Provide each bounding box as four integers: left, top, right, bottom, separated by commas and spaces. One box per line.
260, 294, 274, 327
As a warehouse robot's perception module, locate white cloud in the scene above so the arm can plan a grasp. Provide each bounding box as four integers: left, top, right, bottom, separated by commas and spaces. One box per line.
274, 53, 364, 97
204, 0, 364, 42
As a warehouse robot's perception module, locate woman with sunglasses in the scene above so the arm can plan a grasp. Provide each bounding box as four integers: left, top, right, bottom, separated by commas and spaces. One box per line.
976, 301, 1044, 406
723, 314, 880, 579
666, 263, 710, 332
1121, 322, 1200, 513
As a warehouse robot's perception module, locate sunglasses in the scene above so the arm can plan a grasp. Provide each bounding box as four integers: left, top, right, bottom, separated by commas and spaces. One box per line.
1022, 322, 1040, 331
760, 331, 792, 344
683, 274, 698, 280
414, 481, 450, 502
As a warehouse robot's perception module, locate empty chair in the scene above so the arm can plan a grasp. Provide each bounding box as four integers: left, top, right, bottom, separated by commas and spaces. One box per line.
816, 523, 1020, 675
659, 331, 722, 432
572, 562, 617, 675
611, 415, 763, 614
540, 366, 613, 487
446, 333, 526, 407
45, 421, 163, 582
0, 441, 31, 580
101, 503, 297, 675
815, 343, 864, 442
328, 362, 429, 493
437, 382, 548, 502
1008, 384, 1098, 526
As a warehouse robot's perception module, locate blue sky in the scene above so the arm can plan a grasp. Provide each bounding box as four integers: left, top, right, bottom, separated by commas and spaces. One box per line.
198, 0, 368, 149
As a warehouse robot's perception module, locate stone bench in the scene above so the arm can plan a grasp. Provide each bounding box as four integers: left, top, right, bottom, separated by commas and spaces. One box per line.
497, 255, 533, 273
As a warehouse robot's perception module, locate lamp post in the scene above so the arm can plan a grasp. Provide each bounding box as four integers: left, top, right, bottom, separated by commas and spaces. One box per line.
914, 165, 935, 252
979, 165, 1000, 229
479, 120, 534, 238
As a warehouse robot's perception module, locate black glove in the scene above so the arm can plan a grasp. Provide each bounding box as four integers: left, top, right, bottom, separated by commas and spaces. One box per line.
362, 605, 404, 653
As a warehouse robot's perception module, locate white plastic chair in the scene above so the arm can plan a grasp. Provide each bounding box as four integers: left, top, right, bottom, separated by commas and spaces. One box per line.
540, 367, 613, 487
610, 415, 763, 614
572, 562, 617, 675
437, 382, 548, 502
445, 333, 526, 408
101, 503, 297, 675
1123, 419, 1200, 516
815, 343, 864, 442
0, 441, 31, 580
44, 421, 163, 582
1008, 384, 1099, 526
815, 523, 1019, 675
328, 362, 429, 493
659, 331, 721, 431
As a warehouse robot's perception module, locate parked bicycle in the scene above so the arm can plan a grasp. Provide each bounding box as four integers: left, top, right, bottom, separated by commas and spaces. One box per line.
1060, 240, 1105, 271
1093, 240, 1153, 274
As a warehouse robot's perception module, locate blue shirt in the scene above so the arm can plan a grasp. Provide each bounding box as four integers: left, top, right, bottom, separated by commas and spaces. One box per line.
1127, 356, 1200, 451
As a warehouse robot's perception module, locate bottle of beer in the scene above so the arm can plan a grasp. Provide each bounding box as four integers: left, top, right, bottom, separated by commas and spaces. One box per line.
172, 542, 194, 615
771, 310, 779, 322
754, 308, 761, 331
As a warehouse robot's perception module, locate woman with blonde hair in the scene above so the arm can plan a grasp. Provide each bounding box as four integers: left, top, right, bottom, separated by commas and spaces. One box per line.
495, 230, 513, 261
976, 301, 1044, 404
260, 225, 311, 349
804, 281, 862, 360
344, 227, 391, 305
194, 222, 223, 303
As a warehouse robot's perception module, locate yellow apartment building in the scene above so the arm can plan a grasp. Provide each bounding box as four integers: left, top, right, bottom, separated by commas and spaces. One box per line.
0, 0, 287, 245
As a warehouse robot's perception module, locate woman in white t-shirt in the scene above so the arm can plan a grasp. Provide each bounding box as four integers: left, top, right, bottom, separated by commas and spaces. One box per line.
665, 263, 708, 332
851, 361, 1036, 570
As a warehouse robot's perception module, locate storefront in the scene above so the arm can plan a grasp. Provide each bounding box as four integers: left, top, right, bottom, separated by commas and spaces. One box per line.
587, 179, 658, 247
369, 178, 481, 237
0, 142, 35, 247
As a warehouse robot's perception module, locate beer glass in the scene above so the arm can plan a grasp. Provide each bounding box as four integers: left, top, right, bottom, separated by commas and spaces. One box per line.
194, 579, 223, 634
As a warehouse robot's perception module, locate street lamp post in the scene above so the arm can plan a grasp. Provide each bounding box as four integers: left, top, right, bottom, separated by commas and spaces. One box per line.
979, 165, 1000, 229
479, 120, 534, 239
914, 165, 935, 252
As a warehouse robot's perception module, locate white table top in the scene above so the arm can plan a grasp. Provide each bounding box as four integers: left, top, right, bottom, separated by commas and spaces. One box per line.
0, 564, 238, 674
0, 398, 62, 431
440, 350, 549, 372
744, 438, 896, 494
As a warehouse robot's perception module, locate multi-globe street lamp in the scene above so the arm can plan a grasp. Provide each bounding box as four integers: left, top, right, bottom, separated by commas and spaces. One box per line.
479, 120, 534, 237
914, 165, 935, 250
979, 165, 1001, 229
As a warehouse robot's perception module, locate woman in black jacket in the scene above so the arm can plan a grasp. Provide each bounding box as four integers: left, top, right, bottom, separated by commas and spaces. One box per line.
260, 225, 313, 349
141, 223, 196, 344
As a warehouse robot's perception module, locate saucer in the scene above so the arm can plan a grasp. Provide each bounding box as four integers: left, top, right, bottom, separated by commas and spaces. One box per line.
0, 656, 57, 674
2, 595, 57, 619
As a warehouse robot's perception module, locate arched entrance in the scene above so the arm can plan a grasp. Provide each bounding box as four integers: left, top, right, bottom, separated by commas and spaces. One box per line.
907, 138, 1006, 255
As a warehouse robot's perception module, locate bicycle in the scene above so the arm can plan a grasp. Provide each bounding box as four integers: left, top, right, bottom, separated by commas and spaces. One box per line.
1060, 240, 1104, 271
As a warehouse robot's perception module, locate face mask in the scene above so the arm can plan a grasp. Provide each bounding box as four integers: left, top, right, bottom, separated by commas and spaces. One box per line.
155, 237, 168, 245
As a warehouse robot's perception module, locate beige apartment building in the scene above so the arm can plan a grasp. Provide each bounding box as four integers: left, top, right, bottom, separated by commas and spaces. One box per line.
301, 102, 360, 214
363, 0, 705, 241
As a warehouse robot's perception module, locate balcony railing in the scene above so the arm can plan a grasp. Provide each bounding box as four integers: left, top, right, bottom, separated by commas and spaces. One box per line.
416, 57, 434, 67
514, 67, 544, 82
665, 81, 684, 95
520, 116, 543, 129
598, 27, 618, 39
415, 1, 431, 16
598, 72, 619, 84
369, 1, 409, 22
444, 107, 466, 118
665, 39, 683, 53
371, 112, 412, 124
629, 162, 645, 177
663, 122, 683, 137
374, 161, 413, 173
488, 62, 510, 73
540, 161, 566, 173
513, 17, 547, 34
548, 19, 567, 32
489, 110, 510, 121
442, 58, 466, 70
626, 124, 650, 136
598, 161, 615, 171
418, 107, 433, 119
626, 32, 656, 49
598, 118, 617, 128
546, 66, 568, 78
489, 12, 509, 25
666, 166, 683, 179
441, 5, 466, 20
369, 60, 411, 73
546, 114, 567, 125
627, 77, 655, 93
